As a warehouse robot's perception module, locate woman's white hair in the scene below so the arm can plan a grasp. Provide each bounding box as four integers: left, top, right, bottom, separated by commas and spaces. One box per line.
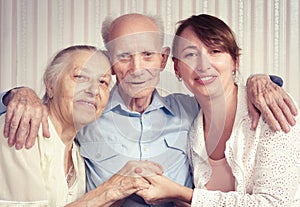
42, 45, 99, 104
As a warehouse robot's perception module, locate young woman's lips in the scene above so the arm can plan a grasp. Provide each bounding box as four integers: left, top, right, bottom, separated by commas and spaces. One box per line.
195, 75, 217, 85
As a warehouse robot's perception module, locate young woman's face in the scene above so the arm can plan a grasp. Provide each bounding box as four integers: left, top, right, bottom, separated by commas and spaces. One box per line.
174, 27, 237, 99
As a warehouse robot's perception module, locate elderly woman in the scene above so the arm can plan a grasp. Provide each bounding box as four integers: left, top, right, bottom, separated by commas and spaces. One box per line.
136, 14, 300, 206
0, 45, 159, 207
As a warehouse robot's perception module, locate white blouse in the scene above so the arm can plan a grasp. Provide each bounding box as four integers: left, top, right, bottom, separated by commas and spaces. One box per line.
0, 117, 86, 207
188, 85, 300, 207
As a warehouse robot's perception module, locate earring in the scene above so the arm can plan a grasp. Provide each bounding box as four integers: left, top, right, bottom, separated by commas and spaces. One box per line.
48, 93, 53, 99
232, 70, 236, 79
176, 75, 182, 82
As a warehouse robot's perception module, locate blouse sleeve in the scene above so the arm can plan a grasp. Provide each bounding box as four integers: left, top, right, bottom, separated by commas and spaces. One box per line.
191, 117, 300, 207
0, 116, 48, 206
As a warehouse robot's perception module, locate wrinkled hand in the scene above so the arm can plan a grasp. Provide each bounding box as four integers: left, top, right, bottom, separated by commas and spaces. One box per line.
117, 160, 163, 177
136, 175, 192, 205
107, 161, 163, 204
246, 74, 298, 132
3, 87, 50, 149
66, 161, 163, 207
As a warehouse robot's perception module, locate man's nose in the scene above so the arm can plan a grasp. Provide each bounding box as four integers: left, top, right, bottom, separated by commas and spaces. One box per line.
130, 54, 142, 72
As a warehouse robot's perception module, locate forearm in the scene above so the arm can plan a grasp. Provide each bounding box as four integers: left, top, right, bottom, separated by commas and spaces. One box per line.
174, 185, 193, 204
65, 185, 116, 207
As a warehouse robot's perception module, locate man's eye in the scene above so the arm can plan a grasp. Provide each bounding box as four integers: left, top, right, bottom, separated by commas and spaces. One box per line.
142, 51, 154, 57
117, 53, 131, 61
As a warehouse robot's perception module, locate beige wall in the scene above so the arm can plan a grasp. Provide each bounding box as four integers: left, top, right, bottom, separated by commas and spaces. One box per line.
0, 0, 299, 104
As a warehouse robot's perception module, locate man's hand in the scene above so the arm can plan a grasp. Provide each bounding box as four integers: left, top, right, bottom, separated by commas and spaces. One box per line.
246, 74, 298, 133
3, 87, 50, 149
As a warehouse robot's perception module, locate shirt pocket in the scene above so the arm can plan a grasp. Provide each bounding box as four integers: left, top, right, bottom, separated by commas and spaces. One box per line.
79, 142, 120, 162
163, 130, 189, 153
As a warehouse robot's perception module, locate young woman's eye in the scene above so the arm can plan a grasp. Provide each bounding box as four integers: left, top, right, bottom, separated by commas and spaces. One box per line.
211, 49, 221, 54
184, 52, 198, 58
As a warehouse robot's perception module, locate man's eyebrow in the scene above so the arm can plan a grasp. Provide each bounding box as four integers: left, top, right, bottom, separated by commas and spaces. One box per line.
115, 51, 131, 56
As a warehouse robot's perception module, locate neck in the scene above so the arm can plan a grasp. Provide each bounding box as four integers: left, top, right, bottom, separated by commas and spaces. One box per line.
47, 104, 76, 147
47, 104, 75, 177
119, 88, 153, 114
196, 84, 238, 159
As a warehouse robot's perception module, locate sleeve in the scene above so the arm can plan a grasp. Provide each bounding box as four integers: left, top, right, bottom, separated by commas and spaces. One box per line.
191, 116, 300, 207
0, 92, 8, 115
0, 116, 49, 206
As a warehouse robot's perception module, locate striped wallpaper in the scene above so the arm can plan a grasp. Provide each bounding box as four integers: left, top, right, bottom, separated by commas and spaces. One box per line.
0, 0, 299, 104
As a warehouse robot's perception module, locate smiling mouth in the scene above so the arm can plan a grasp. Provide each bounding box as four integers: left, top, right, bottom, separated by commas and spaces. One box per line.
126, 80, 148, 85
197, 76, 215, 81
76, 100, 97, 110
132, 81, 146, 84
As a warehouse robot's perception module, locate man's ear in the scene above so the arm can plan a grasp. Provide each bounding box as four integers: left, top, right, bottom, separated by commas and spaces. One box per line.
160, 47, 170, 70
111, 67, 116, 75
172, 57, 180, 77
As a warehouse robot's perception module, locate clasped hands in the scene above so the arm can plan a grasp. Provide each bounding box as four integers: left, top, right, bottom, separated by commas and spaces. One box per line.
102, 160, 190, 207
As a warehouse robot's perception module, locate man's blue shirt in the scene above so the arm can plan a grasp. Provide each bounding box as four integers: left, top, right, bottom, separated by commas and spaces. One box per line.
77, 85, 199, 207
0, 92, 7, 115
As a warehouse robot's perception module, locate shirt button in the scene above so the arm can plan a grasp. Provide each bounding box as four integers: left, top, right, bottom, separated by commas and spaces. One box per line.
142, 145, 148, 152
95, 152, 101, 158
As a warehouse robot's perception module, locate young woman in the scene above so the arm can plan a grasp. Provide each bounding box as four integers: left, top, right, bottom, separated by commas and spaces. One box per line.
136, 14, 300, 207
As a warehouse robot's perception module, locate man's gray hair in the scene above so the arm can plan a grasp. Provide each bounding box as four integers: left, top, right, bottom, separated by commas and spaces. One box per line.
101, 13, 165, 49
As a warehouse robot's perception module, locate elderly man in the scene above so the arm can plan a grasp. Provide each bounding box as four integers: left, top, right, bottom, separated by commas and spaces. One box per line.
0, 13, 297, 207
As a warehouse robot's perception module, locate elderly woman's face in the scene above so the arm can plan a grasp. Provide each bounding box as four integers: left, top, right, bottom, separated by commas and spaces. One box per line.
50, 50, 111, 130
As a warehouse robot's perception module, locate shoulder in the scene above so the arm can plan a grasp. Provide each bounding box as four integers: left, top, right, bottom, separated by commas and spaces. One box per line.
256, 114, 300, 149
163, 93, 199, 113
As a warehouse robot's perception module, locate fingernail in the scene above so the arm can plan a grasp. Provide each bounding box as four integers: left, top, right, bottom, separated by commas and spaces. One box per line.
16, 144, 22, 150
292, 118, 296, 126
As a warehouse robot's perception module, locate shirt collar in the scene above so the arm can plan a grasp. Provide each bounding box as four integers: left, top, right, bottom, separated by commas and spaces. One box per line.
103, 84, 175, 116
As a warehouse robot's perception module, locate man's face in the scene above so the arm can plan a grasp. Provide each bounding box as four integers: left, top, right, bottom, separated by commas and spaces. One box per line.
107, 30, 167, 99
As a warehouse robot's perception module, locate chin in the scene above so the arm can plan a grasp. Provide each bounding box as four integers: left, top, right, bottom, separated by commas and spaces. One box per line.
129, 88, 155, 98
73, 110, 97, 125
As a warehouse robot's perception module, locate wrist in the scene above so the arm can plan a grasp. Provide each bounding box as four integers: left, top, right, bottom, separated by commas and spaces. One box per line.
175, 185, 193, 203
2, 91, 12, 106
3, 86, 24, 106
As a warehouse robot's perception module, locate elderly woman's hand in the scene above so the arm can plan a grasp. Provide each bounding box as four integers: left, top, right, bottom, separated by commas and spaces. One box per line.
246, 74, 298, 133
3, 87, 50, 150
65, 160, 163, 207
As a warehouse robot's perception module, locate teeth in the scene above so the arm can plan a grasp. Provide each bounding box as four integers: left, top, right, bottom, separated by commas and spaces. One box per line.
200, 76, 213, 81
82, 101, 96, 108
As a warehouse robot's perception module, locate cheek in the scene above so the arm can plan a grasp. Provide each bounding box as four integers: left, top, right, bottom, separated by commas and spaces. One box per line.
113, 64, 128, 79
178, 63, 193, 78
